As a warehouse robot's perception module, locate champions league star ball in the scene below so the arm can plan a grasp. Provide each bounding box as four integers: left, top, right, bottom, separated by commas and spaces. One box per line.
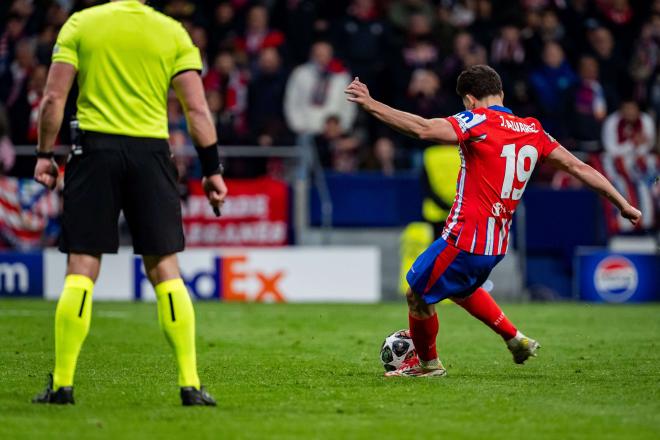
380, 329, 417, 372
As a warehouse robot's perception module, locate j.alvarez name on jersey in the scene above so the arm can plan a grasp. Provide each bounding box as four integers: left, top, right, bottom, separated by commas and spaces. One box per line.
498, 115, 539, 134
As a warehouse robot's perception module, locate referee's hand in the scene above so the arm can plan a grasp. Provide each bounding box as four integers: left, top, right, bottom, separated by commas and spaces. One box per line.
34, 157, 59, 190
202, 174, 228, 217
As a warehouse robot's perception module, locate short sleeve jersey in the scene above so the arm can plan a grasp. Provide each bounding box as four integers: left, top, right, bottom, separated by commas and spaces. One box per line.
441, 105, 560, 255
52, 0, 202, 138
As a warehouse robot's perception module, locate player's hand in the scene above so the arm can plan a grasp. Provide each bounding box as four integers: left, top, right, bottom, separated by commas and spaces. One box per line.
621, 204, 642, 226
345, 77, 374, 110
202, 174, 228, 217
34, 157, 59, 190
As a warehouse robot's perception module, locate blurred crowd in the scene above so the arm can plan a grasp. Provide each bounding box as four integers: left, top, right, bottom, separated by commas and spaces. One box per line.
0, 0, 658, 181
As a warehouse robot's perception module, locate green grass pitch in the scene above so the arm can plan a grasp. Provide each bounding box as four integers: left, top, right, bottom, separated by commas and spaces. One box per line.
0, 300, 659, 440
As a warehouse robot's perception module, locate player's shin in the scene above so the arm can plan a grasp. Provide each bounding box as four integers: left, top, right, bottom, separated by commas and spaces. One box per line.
406, 289, 440, 367
154, 278, 201, 389
454, 287, 517, 340
53, 275, 94, 390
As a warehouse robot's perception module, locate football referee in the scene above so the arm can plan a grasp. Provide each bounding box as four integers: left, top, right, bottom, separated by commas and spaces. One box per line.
32, 0, 227, 406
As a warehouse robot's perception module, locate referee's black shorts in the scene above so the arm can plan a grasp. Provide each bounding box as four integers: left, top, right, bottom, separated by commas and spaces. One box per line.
59, 131, 185, 256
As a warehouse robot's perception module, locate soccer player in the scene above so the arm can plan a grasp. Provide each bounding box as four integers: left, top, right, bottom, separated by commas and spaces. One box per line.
32, 1, 227, 404
345, 65, 642, 377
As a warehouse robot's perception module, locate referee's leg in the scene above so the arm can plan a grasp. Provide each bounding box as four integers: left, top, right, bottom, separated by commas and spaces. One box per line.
142, 254, 201, 390
51, 254, 100, 391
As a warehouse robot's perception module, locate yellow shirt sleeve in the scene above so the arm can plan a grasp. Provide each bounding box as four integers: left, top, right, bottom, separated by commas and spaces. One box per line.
52, 12, 80, 69
172, 23, 202, 76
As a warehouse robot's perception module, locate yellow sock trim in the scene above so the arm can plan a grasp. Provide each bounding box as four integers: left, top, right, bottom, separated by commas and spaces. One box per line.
52, 274, 94, 390
154, 278, 200, 388
64, 274, 95, 291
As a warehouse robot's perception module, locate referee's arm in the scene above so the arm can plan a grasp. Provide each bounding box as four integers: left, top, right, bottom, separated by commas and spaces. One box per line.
172, 71, 228, 213
35, 62, 76, 189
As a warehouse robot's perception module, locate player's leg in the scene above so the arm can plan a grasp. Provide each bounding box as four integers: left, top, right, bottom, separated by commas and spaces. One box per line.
450, 255, 540, 364
142, 255, 215, 406
406, 288, 440, 367
452, 287, 518, 341
385, 288, 447, 377
386, 239, 461, 377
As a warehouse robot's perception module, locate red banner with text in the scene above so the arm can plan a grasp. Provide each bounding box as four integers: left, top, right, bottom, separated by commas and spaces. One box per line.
182, 177, 289, 247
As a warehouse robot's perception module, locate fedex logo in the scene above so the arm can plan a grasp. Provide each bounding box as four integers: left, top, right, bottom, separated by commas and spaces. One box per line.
133, 255, 286, 302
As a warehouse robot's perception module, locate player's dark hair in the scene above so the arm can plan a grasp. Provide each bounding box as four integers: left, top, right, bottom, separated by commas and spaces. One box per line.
456, 65, 503, 99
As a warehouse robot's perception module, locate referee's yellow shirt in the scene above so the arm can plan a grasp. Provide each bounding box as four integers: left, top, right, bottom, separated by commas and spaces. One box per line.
52, 0, 202, 139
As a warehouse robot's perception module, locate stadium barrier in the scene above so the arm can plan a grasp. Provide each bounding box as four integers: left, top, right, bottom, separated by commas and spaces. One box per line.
1, 247, 381, 302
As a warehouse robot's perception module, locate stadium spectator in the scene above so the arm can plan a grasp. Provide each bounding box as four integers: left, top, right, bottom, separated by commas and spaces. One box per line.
248, 47, 289, 141
440, 31, 487, 88
284, 41, 356, 141
2, 38, 37, 145
524, 9, 568, 64
0, 104, 15, 175
468, 0, 497, 48
395, 12, 440, 92
587, 26, 626, 109
364, 136, 397, 176
208, 2, 238, 56
529, 42, 577, 141
314, 115, 362, 173
234, 4, 285, 70
400, 69, 458, 167
491, 25, 527, 106
571, 55, 607, 151
602, 100, 656, 157
332, 0, 389, 98
388, 0, 435, 32
629, 16, 660, 105
204, 51, 249, 144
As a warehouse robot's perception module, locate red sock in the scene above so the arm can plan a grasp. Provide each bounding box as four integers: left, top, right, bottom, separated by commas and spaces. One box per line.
408, 313, 439, 362
455, 288, 517, 340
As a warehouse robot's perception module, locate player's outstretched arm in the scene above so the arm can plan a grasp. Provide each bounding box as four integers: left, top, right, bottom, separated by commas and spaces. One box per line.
345, 77, 457, 144
545, 146, 642, 226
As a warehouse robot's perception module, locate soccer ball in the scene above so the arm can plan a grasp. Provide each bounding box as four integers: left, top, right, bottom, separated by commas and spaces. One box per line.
380, 329, 417, 371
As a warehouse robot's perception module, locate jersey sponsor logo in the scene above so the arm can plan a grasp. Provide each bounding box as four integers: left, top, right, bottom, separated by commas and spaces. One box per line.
452, 111, 487, 133
491, 202, 506, 217
593, 256, 638, 303
498, 116, 538, 133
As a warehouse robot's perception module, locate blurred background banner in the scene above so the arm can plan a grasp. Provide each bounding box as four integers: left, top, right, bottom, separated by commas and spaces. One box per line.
40, 247, 380, 303
0, 176, 60, 251
182, 177, 290, 247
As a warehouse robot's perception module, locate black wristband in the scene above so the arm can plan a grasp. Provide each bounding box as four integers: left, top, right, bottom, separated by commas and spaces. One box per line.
36, 150, 55, 159
194, 143, 222, 177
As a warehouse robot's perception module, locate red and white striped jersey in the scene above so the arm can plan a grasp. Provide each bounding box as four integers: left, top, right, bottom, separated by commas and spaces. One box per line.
442, 105, 560, 255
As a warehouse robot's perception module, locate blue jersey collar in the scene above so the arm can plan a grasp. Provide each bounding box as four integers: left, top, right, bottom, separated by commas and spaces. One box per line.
488, 105, 513, 114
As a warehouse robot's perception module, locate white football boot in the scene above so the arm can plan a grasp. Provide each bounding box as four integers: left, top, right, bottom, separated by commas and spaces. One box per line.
506, 331, 540, 364
384, 356, 447, 377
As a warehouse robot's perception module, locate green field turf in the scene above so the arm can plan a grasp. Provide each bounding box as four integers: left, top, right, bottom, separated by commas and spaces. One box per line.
0, 300, 659, 440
